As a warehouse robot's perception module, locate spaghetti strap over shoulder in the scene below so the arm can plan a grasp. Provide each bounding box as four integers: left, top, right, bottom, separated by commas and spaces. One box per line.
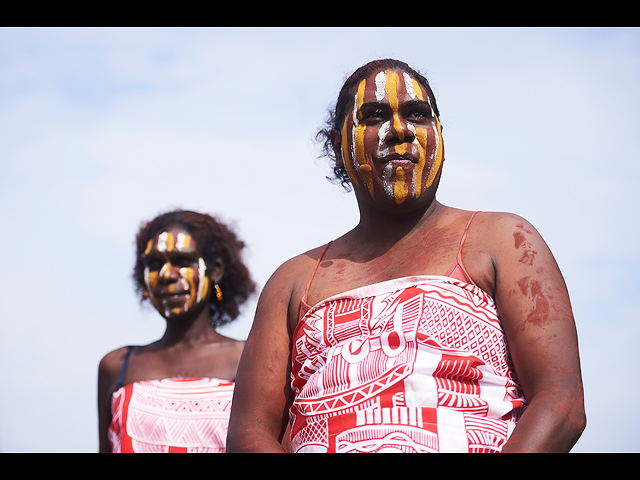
116, 346, 134, 391
299, 241, 332, 320
445, 211, 481, 286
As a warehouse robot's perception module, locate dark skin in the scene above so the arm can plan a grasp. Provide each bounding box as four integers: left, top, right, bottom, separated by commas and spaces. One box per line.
97, 225, 242, 453
227, 68, 585, 452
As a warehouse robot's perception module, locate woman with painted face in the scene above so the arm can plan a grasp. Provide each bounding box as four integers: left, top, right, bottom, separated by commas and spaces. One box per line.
227, 59, 586, 453
98, 210, 256, 453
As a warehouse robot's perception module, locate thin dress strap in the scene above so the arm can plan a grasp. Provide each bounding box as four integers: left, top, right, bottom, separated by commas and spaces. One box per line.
445, 211, 481, 286
458, 211, 480, 253
299, 241, 332, 320
116, 346, 134, 390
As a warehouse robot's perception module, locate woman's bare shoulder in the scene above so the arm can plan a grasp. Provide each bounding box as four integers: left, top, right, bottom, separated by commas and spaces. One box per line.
98, 343, 150, 388
468, 211, 542, 245
265, 243, 333, 289
99, 346, 131, 379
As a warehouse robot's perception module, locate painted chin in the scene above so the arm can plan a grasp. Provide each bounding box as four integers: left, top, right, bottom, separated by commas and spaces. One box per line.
153, 293, 191, 318
381, 161, 419, 204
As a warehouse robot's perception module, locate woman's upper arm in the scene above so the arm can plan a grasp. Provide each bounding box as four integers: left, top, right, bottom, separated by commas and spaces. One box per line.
97, 348, 125, 453
226, 260, 301, 452
490, 214, 585, 448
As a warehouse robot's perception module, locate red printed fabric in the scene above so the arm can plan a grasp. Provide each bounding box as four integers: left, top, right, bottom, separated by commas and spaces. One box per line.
109, 378, 234, 453
290, 276, 526, 453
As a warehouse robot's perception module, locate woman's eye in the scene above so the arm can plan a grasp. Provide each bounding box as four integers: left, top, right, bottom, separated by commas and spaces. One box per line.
362, 108, 385, 121
146, 262, 161, 271
408, 107, 432, 121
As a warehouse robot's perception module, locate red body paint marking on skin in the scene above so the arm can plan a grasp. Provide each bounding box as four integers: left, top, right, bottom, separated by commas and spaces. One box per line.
519, 249, 538, 266
513, 230, 537, 265
517, 276, 552, 326
515, 223, 533, 234
517, 276, 530, 295
527, 292, 550, 326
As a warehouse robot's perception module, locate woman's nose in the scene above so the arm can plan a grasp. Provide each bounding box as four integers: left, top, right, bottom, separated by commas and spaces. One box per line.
158, 261, 179, 282
389, 115, 415, 144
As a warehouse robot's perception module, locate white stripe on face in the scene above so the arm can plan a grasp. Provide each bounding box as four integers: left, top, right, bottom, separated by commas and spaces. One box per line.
375, 71, 387, 101
157, 232, 168, 252
403, 72, 417, 99
196, 257, 207, 302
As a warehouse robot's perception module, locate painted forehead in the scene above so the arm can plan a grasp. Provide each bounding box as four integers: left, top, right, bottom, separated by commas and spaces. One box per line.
357, 69, 432, 107
144, 228, 198, 255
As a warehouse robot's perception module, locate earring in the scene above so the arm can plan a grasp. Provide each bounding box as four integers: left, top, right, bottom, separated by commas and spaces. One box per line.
142, 291, 150, 300
214, 283, 223, 301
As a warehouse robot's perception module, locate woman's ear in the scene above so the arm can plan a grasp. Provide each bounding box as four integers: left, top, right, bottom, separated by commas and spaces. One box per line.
208, 256, 225, 284
330, 129, 343, 167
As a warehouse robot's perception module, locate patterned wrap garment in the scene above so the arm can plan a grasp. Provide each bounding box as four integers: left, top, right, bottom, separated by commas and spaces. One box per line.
289, 215, 527, 453
109, 377, 234, 453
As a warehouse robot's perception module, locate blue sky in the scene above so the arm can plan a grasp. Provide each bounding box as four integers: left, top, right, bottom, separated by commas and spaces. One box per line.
1, 27, 638, 452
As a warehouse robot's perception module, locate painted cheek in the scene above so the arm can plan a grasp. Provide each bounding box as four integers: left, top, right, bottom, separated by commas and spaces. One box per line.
145, 268, 158, 291
415, 118, 444, 193
144, 268, 162, 310
414, 127, 428, 198
199, 276, 209, 304
180, 267, 197, 310
425, 117, 444, 188
341, 118, 358, 185
408, 74, 443, 192
197, 258, 208, 303
350, 78, 375, 198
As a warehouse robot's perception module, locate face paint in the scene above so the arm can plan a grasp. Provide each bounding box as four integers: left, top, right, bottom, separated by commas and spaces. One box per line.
142, 227, 209, 319
402, 71, 444, 195
196, 257, 209, 303
341, 68, 444, 206
176, 232, 191, 251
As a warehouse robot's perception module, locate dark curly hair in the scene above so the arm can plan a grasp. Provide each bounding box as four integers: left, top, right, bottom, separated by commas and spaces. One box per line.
316, 59, 441, 191
133, 210, 256, 328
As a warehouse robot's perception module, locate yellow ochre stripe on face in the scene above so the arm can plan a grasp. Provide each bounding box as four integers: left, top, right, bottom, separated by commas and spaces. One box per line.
415, 127, 428, 198
160, 262, 173, 279
385, 70, 404, 141
412, 78, 424, 101
354, 79, 374, 197
394, 166, 407, 204
144, 239, 153, 255
424, 117, 444, 188
342, 117, 359, 187
147, 270, 158, 290
165, 232, 174, 252
410, 76, 441, 192
356, 78, 367, 121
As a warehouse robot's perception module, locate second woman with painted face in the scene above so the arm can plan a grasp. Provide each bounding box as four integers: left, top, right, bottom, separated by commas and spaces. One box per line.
98, 210, 256, 453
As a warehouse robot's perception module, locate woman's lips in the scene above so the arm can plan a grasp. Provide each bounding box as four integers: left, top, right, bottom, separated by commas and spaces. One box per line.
380, 153, 418, 164
155, 292, 189, 303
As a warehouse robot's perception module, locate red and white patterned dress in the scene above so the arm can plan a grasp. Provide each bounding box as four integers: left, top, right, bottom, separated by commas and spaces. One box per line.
109, 378, 234, 453
290, 272, 527, 453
